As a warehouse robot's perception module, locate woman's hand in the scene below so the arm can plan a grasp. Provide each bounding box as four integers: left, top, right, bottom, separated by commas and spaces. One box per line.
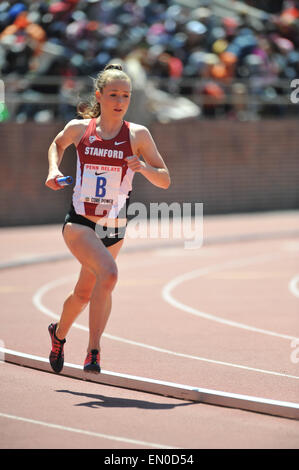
45, 172, 64, 190
125, 153, 170, 189
125, 155, 146, 172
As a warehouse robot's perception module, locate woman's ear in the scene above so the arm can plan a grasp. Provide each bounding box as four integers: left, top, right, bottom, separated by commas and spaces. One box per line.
95, 90, 101, 102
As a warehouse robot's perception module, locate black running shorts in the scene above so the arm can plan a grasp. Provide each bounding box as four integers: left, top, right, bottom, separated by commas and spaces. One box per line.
62, 204, 126, 248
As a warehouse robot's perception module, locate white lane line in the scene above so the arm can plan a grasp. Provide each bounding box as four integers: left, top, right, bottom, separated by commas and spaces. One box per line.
32, 274, 299, 380
162, 252, 298, 341
99, 335, 299, 380
0, 412, 176, 449
288, 274, 299, 298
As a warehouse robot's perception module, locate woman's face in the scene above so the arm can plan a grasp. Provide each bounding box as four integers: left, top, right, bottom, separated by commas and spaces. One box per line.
96, 79, 131, 118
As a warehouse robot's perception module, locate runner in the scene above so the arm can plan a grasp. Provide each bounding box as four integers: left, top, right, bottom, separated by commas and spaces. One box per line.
45, 63, 170, 374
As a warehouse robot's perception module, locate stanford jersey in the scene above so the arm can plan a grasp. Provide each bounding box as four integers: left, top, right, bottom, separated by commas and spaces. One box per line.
73, 118, 134, 218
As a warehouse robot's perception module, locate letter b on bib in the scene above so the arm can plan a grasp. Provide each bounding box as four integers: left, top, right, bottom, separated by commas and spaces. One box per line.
96, 176, 107, 198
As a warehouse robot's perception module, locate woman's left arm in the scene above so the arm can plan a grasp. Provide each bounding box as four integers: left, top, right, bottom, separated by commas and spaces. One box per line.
126, 125, 171, 189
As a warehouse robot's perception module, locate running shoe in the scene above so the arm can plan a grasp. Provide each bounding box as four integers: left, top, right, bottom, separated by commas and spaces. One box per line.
84, 349, 101, 373
48, 323, 66, 373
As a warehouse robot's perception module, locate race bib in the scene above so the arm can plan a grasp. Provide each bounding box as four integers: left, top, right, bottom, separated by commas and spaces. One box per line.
80, 164, 122, 205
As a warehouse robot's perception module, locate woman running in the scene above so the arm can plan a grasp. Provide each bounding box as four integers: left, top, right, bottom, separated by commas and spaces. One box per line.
45, 64, 170, 374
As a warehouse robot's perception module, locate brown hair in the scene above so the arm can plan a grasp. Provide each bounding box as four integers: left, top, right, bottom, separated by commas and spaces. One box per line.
77, 64, 131, 119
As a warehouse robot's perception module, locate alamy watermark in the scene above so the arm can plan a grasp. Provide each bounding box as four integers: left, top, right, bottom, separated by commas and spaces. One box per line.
95, 201, 204, 249
290, 79, 299, 104
290, 338, 299, 364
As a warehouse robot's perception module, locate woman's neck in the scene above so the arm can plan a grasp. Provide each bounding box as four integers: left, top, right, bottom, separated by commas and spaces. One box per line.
95, 115, 123, 140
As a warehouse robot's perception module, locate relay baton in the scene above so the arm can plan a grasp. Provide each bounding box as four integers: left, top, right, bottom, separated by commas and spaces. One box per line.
55, 176, 73, 187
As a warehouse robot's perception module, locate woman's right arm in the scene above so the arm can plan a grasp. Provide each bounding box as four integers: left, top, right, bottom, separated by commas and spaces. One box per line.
45, 119, 84, 190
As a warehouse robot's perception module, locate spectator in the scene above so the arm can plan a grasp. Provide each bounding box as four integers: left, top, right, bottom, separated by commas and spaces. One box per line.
0, 0, 298, 121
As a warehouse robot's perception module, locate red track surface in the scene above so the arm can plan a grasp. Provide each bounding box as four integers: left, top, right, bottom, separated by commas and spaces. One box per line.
1, 211, 299, 449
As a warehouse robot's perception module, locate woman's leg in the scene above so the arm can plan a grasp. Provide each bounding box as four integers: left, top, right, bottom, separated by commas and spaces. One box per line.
58, 222, 124, 353
86, 237, 123, 352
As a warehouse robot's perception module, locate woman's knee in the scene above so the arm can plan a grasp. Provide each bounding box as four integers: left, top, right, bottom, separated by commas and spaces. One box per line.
96, 262, 118, 292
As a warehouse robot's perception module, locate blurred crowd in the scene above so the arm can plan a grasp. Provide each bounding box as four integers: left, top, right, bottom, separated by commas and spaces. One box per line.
0, 0, 298, 122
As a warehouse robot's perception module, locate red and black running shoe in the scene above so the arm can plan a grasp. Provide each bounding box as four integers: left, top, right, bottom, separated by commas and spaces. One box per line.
48, 323, 66, 373
84, 349, 101, 373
